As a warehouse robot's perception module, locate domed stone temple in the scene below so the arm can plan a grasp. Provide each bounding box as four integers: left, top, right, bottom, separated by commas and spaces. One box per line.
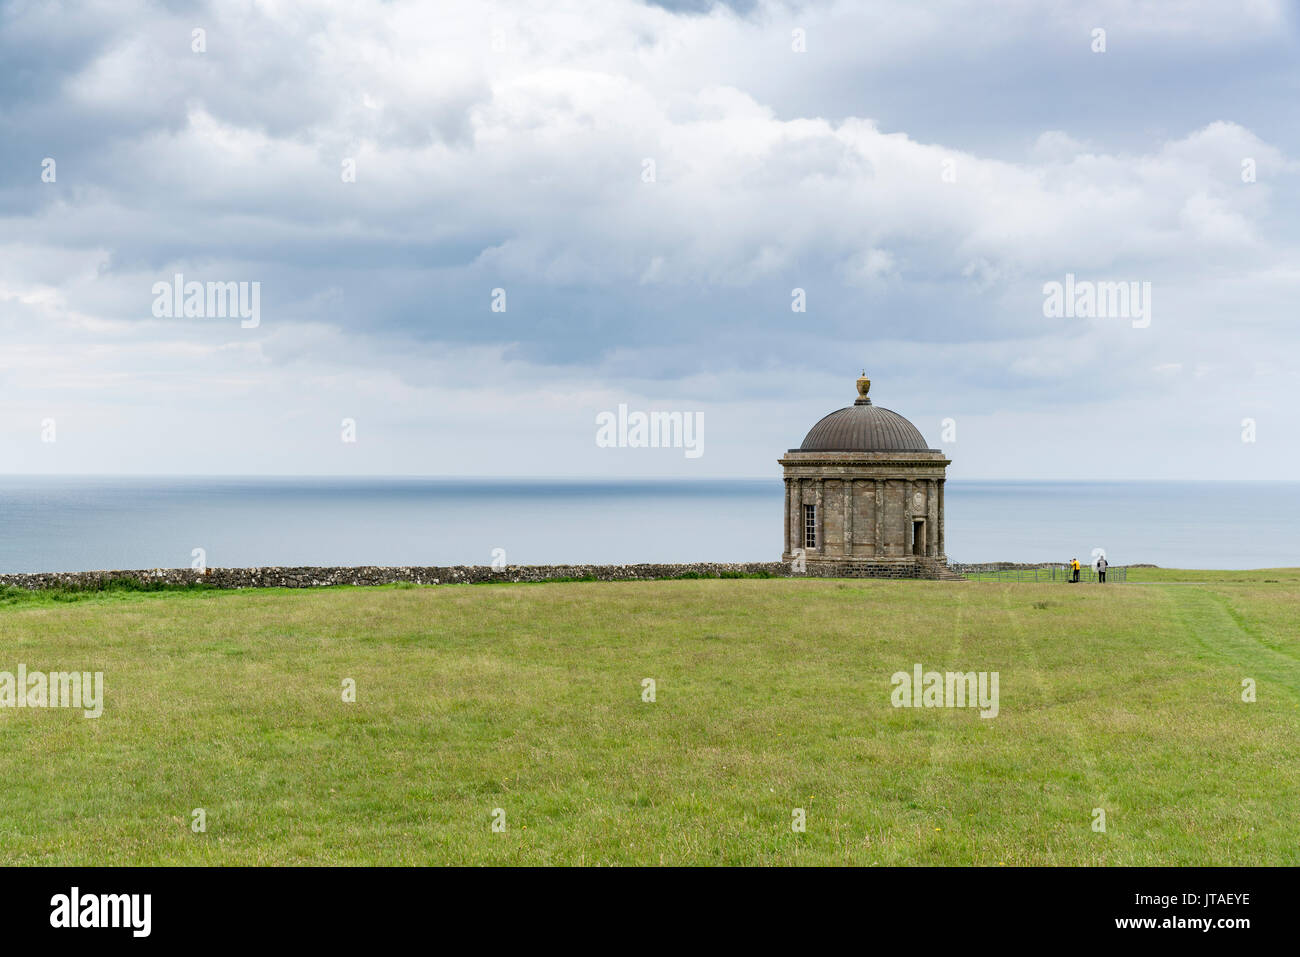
779, 373, 954, 578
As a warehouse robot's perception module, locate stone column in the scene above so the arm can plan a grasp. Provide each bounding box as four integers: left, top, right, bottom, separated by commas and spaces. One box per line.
844, 479, 855, 558
937, 479, 945, 559
873, 479, 884, 557
927, 479, 938, 557
783, 479, 792, 555
814, 478, 824, 552
909, 481, 920, 556
790, 479, 802, 553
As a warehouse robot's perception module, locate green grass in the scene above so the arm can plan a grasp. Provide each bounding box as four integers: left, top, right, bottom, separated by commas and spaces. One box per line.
1125, 566, 1300, 584
955, 566, 1299, 584
0, 579, 217, 607
1, 575, 1297, 865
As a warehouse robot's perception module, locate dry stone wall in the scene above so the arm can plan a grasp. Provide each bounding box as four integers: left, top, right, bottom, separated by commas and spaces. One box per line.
0, 559, 962, 591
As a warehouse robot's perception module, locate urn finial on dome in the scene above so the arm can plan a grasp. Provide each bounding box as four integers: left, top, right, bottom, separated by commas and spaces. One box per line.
855, 371, 871, 406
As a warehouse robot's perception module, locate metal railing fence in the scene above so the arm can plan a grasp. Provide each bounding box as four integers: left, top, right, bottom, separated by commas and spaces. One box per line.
948, 564, 1126, 583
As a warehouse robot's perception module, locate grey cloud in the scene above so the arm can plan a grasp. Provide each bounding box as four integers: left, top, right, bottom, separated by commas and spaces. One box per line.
1, 0, 1297, 477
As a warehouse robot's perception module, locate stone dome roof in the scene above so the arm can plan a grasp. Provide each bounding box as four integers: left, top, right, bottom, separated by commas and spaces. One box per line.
797, 374, 932, 452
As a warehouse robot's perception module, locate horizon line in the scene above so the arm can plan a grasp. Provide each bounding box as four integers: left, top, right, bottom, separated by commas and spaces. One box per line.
1, 473, 1298, 483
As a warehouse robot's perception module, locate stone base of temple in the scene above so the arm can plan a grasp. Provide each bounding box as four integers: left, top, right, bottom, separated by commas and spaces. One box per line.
782, 556, 963, 580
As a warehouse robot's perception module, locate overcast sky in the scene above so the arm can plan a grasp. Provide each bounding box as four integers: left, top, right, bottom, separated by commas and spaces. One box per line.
2, 0, 1297, 480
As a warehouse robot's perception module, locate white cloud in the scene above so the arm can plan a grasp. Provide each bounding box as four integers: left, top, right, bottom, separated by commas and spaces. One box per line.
1, 0, 1297, 478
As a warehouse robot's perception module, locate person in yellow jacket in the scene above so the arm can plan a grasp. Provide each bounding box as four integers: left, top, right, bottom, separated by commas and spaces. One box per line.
1070, 557, 1081, 583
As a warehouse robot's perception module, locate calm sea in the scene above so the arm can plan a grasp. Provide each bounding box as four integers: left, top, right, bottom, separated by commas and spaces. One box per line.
0, 477, 1295, 573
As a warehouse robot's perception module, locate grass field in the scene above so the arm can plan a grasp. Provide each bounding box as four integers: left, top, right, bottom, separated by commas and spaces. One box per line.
1, 573, 1298, 865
